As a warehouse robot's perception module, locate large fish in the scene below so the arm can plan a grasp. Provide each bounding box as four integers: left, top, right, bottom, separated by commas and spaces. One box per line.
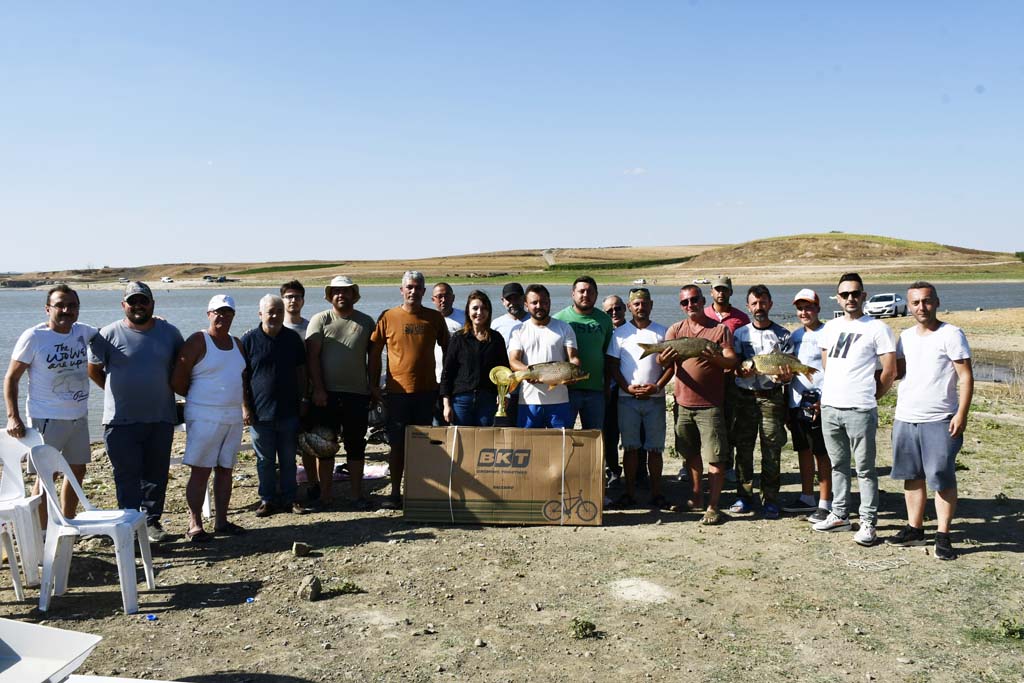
494, 362, 590, 392
741, 350, 819, 381
638, 338, 723, 360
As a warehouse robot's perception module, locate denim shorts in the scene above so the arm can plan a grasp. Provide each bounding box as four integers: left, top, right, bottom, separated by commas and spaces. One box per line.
618, 395, 666, 451
891, 418, 962, 491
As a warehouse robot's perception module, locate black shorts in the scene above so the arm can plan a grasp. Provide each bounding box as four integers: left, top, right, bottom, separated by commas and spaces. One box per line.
313, 391, 370, 460
787, 407, 827, 457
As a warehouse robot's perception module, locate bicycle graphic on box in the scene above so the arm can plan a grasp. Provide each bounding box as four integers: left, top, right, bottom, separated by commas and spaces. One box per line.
542, 489, 598, 522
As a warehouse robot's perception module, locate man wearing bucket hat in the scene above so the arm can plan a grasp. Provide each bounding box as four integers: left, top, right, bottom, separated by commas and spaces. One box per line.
88, 281, 185, 543
782, 288, 833, 522
304, 275, 377, 510
171, 294, 248, 542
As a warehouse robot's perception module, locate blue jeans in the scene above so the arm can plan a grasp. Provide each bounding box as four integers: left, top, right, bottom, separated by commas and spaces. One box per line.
517, 403, 573, 429
250, 416, 300, 506
568, 389, 605, 429
451, 391, 498, 426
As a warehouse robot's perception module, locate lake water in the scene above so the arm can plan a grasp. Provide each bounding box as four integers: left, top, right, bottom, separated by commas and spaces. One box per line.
3, 281, 1020, 439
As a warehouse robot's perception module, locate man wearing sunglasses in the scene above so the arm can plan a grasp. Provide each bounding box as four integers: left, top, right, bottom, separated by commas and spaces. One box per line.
88, 281, 185, 543
812, 273, 897, 546
660, 285, 739, 524
601, 295, 629, 485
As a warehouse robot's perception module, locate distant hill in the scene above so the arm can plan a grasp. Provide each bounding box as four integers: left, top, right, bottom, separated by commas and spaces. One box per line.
4, 234, 1021, 288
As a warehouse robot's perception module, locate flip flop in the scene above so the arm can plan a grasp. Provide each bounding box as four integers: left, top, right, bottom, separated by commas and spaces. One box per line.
186, 529, 213, 544
214, 521, 246, 535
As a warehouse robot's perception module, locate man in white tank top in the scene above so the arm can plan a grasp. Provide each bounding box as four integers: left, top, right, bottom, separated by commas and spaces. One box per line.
171, 294, 248, 543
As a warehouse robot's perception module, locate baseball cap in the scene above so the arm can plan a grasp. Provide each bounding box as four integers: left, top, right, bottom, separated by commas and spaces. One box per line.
501, 282, 525, 298
207, 294, 236, 312
712, 276, 733, 292
324, 275, 359, 299
123, 281, 153, 302
792, 288, 820, 306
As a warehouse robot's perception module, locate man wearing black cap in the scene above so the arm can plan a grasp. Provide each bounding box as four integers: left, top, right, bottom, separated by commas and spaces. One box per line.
88, 281, 185, 543
492, 283, 530, 424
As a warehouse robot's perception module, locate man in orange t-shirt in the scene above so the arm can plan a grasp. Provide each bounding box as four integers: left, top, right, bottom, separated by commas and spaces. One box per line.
660, 284, 738, 524
369, 270, 450, 509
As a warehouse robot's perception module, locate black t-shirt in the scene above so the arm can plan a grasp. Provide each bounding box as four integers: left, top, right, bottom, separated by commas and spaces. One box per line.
240, 326, 306, 421
440, 329, 508, 397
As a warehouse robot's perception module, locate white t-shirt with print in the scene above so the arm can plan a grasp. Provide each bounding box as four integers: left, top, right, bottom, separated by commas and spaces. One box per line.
819, 315, 896, 410
787, 323, 826, 408
508, 318, 577, 405
435, 316, 464, 383
895, 323, 971, 423
12, 322, 98, 420
607, 321, 668, 398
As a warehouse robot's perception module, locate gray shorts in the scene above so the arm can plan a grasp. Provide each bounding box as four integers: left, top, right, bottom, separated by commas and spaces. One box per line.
891, 419, 962, 491
28, 416, 92, 473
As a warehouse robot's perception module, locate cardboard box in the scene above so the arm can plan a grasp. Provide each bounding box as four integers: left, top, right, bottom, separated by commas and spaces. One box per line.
404, 426, 603, 526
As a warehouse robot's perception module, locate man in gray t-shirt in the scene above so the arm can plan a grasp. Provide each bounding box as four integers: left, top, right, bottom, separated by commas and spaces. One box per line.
88, 282, 184, 542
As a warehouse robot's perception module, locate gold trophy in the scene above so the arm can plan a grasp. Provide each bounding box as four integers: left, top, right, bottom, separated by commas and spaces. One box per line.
489, 366, 514, 418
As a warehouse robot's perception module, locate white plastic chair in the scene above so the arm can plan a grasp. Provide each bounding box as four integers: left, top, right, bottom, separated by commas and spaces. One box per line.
31, 444, 156, 615
0, 429, 45, 587
1, 520, 24, 601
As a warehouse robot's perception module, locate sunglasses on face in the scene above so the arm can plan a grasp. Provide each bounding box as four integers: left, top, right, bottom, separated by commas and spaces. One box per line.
606, 305, 625, 312
679, 297, 701, 306
837, 290, 864, 300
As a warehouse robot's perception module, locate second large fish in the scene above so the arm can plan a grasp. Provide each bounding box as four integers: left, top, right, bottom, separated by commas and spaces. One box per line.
638, 338, 723, 360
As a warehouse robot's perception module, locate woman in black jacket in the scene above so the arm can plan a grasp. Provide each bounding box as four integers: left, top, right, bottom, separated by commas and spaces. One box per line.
440, 290, 509, 426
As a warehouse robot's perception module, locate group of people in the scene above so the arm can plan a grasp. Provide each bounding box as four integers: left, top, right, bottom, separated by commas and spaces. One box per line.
4, 270, 973, 559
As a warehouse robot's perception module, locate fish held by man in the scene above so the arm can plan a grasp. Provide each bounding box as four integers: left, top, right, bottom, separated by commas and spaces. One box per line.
497, 362, 590, 392
638, 338, 723, 360
741, 351, 819, 381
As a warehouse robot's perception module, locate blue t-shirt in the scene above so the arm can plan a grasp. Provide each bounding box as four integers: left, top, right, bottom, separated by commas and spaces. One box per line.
240, 326, 306, 422
88, 319, 185, 425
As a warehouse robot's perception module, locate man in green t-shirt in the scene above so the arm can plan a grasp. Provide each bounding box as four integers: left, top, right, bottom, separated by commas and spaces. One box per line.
305, 275, 377, 511
553, 276, 613, 429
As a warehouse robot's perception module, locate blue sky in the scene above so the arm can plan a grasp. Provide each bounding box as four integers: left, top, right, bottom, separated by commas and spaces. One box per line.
1, 2, 1021, 271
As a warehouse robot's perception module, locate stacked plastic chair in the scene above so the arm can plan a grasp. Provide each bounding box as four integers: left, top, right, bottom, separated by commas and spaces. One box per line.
31, 444, 156, 615
0, 429, 45, 588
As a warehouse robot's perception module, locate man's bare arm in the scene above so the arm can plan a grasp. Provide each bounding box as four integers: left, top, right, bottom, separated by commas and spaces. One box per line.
950, 358, 974, 437
4, 359, 29, 437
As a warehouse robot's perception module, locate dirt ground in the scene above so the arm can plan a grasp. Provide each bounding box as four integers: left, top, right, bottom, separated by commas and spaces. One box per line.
3, 331, 1023, 682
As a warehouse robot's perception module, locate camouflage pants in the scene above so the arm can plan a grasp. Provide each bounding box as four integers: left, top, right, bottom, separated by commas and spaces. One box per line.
733, 388, 788, 504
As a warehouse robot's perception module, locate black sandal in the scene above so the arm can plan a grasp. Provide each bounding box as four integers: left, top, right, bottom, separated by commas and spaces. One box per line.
186, 529, 213, 544
214, 521, 246, 535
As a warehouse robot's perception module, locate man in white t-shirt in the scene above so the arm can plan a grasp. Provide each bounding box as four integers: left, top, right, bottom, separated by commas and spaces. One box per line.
606, 288, 672, 508
885, 282, 973, 560
812, 273, 897, 546
432, 282, 465, 425
492, 283, 530, 425
782, 289, 833, 523
508, 284, 580, 428
4, 284, 96, 519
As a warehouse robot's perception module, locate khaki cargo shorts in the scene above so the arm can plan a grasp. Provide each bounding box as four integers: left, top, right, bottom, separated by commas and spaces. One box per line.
673, 404, 726, 464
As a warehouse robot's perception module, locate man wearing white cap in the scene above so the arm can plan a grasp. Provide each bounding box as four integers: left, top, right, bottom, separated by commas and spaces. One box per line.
782, 288, 832, 522
171, 294, 248, 542
88, 281, 184, 542
305, 275, 377, 510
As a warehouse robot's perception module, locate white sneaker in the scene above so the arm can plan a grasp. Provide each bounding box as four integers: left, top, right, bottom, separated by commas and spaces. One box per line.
853, 523, 877, 546
812, 512, 852, 532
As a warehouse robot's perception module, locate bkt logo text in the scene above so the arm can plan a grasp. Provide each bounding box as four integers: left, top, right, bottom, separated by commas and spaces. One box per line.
477, 449, 531, 468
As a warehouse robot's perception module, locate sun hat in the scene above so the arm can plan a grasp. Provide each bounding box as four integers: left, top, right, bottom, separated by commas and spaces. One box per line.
123, 281, 153, 302
792, 288, 820, 306
324, 275, 360, 299
207, 294, 236, 312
